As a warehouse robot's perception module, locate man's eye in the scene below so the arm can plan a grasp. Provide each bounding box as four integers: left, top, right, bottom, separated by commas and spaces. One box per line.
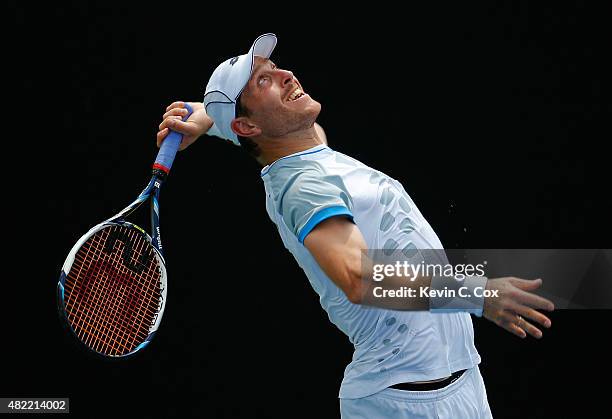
258, 76, 268, 85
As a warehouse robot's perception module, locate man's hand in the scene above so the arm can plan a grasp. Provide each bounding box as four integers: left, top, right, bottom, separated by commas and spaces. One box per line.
483, 277, 554, 339
157, 101, 213, 151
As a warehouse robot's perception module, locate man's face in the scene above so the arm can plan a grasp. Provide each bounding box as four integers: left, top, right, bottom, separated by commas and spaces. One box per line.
235, 56, 321, 138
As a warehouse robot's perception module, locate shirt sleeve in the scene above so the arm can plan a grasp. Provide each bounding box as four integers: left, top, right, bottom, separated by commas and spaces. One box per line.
280, 171, 354, 244
206, 123, 223, 139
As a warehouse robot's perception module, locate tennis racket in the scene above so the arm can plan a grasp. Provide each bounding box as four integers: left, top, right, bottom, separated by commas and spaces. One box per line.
57, 104, 193, 358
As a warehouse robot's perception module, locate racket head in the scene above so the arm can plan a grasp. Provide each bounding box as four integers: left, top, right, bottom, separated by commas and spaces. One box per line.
57, 221, 167, 358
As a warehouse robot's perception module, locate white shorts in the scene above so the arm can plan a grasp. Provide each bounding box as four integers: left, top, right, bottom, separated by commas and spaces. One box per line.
339, 366, 493, 419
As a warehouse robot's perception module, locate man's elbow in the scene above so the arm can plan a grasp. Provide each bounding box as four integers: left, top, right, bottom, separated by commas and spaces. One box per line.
346, 290, 363, 305
336, 254, 367, 304
344, 278, 365, 305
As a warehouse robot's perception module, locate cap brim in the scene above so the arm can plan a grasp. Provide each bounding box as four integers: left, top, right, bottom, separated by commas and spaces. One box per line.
238, 33, 277, 97
251, 33, 277, 62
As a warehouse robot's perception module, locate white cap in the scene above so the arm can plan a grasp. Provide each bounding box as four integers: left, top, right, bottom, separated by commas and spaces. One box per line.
203, 33, 278, 146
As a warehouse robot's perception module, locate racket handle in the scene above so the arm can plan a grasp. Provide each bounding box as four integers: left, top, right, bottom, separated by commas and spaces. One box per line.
153, 103, 194, 175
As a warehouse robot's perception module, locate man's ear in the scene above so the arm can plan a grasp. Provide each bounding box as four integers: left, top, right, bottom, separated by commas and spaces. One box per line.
231, 117, 261, 138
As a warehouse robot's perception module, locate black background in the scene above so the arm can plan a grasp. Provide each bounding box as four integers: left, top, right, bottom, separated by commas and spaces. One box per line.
6, 2, 612, 418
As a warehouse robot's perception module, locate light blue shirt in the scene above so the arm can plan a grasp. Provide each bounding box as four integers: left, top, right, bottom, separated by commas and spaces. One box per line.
261, 145, 481, 399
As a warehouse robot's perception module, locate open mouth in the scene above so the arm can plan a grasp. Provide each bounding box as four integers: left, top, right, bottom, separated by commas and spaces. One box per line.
287, 86, 306, 102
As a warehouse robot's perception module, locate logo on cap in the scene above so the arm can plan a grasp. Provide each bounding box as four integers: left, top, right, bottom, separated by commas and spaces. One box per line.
230, 56, 239, 66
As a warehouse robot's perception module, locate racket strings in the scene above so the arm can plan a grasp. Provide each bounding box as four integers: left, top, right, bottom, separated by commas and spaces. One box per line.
67, 228, 159, 354
75, 227, 159, 353
64, 225, 163, 356
68, 234, 147, 353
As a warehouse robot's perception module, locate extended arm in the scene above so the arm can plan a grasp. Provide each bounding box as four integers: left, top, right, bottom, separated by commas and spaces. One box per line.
303, 217, 431, 308
304, 217, 554, 338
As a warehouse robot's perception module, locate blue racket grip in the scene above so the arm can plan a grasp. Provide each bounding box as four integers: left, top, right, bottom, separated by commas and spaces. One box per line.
153, 103, 194, 174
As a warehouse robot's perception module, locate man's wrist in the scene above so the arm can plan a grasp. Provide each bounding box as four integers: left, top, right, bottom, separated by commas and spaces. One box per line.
429, 275, 488, 317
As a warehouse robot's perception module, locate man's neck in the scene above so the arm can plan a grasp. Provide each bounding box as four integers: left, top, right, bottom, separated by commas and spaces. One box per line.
257, 127, 324, 166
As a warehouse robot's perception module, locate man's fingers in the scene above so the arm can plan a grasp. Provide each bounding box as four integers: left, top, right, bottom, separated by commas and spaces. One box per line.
514, 314, 543, 339
163, 107, 189, 120
156, 128, 168, 147
509, 277, 543, 291
165, 101, 184, 112
514, 288, 555, 311
166, 119, 192, 133
498, 316, 527, 338
500, 311, 542, 339
509, 302, 552, 329
158, 115, 182, 131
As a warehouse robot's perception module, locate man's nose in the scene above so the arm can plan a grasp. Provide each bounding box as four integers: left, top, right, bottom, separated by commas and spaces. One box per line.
277, 69, 294, 86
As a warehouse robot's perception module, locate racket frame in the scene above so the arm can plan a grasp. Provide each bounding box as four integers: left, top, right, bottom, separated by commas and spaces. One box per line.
57, 173, 169, 359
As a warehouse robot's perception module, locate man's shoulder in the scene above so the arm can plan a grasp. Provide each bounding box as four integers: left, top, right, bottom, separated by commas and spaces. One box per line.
264, 147, 381, 200
270, 148, 368, 178
265, 153, 334, 189
265, 158, 353, 206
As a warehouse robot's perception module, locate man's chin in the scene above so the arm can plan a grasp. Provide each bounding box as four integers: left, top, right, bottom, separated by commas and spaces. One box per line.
307, 98, 322, 119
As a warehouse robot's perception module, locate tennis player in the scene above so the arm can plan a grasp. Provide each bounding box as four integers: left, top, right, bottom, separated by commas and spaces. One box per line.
156, 33, 554, 418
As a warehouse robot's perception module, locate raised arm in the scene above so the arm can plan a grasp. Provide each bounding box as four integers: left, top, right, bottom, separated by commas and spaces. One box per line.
156, 101, 213, 150
157, 102, 327, 148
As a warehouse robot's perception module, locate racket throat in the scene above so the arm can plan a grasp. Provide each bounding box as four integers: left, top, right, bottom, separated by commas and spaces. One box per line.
150, 183, 163, 254
153, 225, 163, 252
152, 166, 170, 179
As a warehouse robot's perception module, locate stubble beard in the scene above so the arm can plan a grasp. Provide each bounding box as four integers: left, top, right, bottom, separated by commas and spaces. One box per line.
266, 100, 322, 138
